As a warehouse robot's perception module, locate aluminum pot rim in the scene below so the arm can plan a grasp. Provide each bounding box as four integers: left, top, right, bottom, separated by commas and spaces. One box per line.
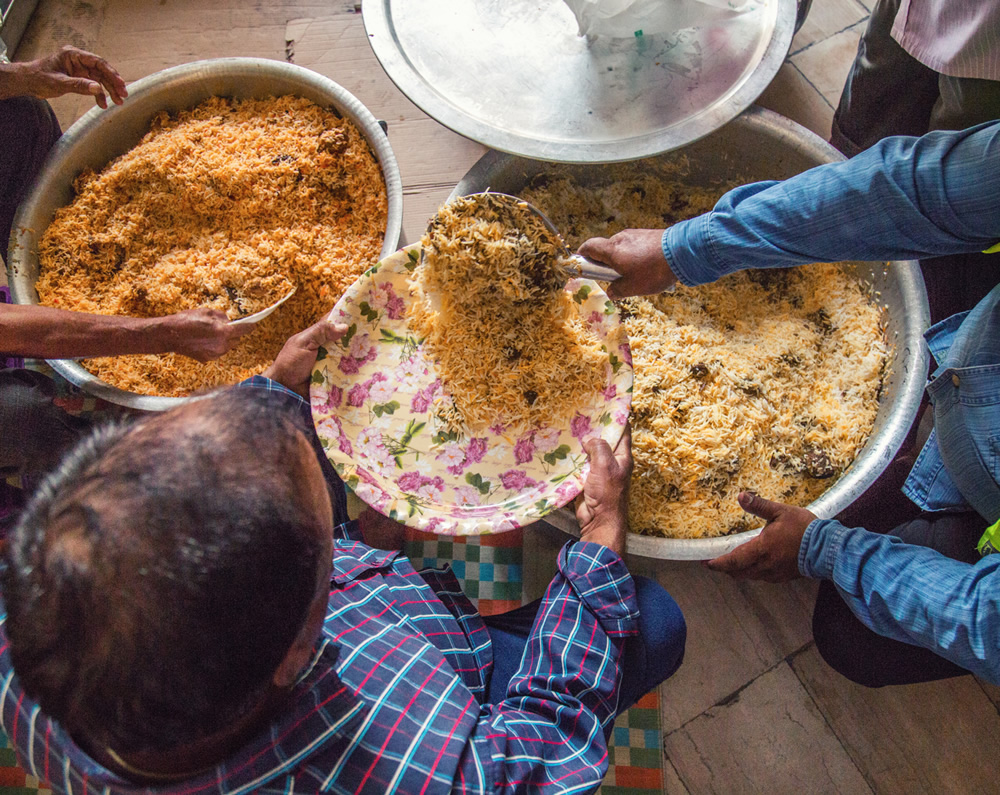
8, 57, 403, 412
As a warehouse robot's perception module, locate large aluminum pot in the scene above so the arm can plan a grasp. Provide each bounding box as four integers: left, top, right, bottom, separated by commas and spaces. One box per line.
449, 106, 930, 559
7, 57, 403, 412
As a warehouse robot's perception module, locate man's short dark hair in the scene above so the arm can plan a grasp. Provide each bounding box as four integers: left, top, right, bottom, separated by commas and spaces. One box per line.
2, 390, 328, 755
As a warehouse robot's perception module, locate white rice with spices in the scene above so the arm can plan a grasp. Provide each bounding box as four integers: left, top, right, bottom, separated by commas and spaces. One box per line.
36, 95, 387, 396
523, 175, 887, 539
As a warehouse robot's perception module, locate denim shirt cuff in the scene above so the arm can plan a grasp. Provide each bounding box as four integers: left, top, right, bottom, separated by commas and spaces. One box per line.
662, 214, 722, 286
798, 518, 849, 580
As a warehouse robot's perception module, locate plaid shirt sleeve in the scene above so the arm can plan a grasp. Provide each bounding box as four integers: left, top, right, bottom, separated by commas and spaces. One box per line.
457, 540, 639, 792
800, 518, 1000, 684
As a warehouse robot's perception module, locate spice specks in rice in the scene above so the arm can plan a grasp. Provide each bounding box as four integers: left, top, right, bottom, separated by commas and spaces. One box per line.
522, 173, 887, 540
36, 95, 388, 397
408, 194, 606, 434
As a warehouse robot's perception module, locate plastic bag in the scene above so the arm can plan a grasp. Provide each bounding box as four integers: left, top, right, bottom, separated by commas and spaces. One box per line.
563, 0, 755, 37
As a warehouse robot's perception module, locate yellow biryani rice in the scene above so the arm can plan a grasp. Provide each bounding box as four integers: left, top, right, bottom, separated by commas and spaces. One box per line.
409, 194, 607, 434
36, 95, 387, 396
523, 174, 887, 539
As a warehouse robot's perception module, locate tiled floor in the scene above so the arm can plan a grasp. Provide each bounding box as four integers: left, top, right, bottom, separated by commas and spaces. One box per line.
7, 0, 1000, 792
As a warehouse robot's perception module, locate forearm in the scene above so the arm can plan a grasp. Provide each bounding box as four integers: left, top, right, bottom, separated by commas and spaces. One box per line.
800, 518, 1000, 683
0, 304, 179, 358
0, 62, 33, 100
506, 543, 635, 717
665, 122, 1000, 285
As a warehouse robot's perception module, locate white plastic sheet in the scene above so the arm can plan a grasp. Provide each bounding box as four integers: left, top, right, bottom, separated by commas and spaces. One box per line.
563, 0, 755, 37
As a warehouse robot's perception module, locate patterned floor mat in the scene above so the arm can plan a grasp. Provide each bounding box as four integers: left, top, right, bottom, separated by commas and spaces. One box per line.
0, 728, 51, 794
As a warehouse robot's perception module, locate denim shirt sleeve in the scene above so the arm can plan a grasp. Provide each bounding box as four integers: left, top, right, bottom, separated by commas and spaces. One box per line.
798, 518, 1000, 684
663, 121, 1000, 286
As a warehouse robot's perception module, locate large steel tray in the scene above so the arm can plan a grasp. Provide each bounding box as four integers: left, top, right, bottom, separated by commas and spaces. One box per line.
363, 0, 797, 163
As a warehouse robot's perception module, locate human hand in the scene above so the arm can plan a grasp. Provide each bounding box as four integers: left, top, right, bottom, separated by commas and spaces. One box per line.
12, 46, 127, 108
577, 229, 678, 299
575, 426, 632, 558
162, 308, 254, 362
263, 319, 348, 397
704, 492, 816, 582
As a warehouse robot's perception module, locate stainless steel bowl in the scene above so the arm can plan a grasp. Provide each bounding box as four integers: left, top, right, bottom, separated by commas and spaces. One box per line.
449, 106, 931, 559
7, 57, 403, 412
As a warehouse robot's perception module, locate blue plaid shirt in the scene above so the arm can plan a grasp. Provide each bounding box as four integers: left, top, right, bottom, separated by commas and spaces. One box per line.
0, 377, 640, 793
664, 121, 1000, 682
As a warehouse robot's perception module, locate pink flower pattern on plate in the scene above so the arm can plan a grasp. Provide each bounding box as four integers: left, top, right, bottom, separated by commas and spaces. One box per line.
499, 469, 540, 491
311, 385, 343, 414
514, 434, 535, 465
309, 244, 632, 536
570, 413, 593, 441
466, 438, 488, 464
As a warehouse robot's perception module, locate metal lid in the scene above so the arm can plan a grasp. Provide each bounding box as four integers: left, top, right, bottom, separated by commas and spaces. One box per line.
363, 0, 796, 163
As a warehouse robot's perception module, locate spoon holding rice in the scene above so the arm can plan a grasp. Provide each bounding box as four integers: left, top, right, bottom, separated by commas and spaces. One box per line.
423, 192, 623, 285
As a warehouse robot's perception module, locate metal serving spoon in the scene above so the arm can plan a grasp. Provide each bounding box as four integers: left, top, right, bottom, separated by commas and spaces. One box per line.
229, 285, 297, 326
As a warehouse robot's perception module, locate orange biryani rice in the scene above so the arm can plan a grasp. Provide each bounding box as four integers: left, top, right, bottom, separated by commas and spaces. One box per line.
36, 95, 388, 396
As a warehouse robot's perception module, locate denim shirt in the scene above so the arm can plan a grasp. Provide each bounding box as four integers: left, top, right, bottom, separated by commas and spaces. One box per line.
660, 121, 1000, 679
903, 285, 1000, 521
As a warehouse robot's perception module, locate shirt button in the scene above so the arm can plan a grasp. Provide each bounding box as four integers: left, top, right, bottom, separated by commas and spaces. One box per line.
952, 374, 960, 387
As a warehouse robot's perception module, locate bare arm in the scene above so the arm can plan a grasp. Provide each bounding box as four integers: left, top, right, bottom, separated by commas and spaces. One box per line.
0, 304, 253, 362
0, 46, 127, 107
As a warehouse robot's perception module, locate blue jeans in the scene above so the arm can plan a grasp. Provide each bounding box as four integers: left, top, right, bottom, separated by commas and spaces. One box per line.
483, 574, 686, 711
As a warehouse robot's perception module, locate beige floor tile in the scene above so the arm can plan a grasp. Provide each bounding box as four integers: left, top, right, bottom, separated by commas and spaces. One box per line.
16, 0, 349, 127
664, 662, 872, 794
94, 0, 298, 79
630, 555, 818, 732
975, 677, 1000, 710
790, 0, 868, 54
792, 644, 1000, 795
664, 757, 691, 795
790, 21, 864, 109
756, 61, 836, 140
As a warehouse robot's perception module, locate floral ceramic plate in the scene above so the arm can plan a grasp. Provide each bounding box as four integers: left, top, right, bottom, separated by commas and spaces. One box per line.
309, 244, 633, 535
